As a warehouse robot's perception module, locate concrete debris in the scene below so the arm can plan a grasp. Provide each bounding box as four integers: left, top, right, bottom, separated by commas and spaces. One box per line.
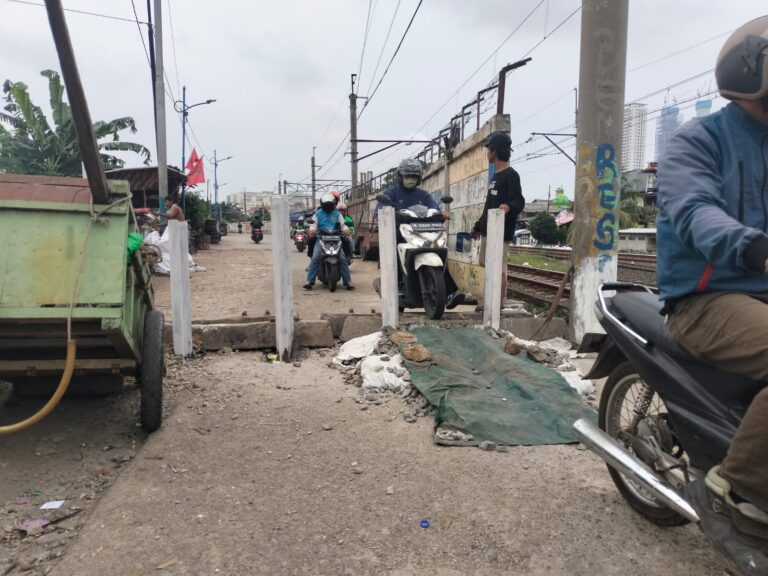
478, 441, 497, 451
334, 332, 382, 363
504, 341, 522, 356
434, 428, 474, 443
322, 424, 333, 431
403, 412, 417, 424
389, 331, 418, 346
360, 355, 408, 392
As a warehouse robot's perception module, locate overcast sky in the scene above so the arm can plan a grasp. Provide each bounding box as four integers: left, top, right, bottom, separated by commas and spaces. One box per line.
1, 0, 766, 201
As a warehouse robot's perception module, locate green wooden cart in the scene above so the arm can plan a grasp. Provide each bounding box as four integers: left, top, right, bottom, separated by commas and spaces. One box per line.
0, 174, 164, 431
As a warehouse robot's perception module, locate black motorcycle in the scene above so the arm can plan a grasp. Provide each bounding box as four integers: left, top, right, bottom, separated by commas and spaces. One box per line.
251, 226, 263, 244
316, 227, 343, 292
574, 283, 765, 550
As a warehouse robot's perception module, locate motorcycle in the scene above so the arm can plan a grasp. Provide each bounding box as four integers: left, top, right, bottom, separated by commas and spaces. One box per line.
573, 283, 765, 566
251, 226, 263, 244
294, 230, 307, 253
375, 193, 452, 320
316, 227, 344, 292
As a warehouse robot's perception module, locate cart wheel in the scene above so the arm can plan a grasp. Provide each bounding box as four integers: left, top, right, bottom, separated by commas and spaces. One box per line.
140, 310, 164, 432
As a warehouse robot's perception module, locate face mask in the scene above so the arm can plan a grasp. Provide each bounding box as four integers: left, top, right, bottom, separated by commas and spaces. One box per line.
403, 176, 419, 189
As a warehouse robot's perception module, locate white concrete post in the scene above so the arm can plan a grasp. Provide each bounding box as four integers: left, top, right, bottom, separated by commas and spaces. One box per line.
270, 196, 294, 360
378, 206, 399, 329
483, 209, 505, 331
168, 220, 192, 356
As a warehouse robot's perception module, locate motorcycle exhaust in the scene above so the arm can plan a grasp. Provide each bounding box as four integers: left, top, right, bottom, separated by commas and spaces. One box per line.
572, 419, 700, 523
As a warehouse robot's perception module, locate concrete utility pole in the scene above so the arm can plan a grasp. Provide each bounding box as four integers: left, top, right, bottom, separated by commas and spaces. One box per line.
153, 0, 168, 210
571, 0, 629, 341
311, 147, 317, 209
349, 73, 359, 192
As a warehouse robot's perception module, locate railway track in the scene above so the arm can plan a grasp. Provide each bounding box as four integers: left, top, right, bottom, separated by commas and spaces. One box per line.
508, 246, 657, 272
506, 262, 657, 309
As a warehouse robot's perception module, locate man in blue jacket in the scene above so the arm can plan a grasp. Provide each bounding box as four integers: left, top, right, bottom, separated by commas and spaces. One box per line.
657, 17, 768, 564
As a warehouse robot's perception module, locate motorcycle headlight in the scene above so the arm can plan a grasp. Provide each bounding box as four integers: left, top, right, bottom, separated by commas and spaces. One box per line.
400, 226, 427, 248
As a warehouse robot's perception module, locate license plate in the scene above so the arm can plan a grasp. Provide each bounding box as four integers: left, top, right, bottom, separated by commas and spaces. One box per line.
410, 222, 444, 232
321, 235, 341, 242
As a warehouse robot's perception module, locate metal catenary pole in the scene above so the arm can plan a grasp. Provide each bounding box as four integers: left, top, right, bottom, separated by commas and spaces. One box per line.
349, 74, 359, 192
311, 147, 317, 209
570, 0, 629, 341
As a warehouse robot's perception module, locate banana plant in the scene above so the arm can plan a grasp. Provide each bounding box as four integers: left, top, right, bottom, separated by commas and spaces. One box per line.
0, 69, 151, 176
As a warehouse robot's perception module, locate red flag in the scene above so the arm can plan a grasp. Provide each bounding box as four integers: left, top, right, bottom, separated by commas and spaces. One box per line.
185, 148, 206, 186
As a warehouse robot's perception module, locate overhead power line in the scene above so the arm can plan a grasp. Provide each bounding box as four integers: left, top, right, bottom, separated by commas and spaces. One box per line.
365, 0, 403, 96
356, 0, 377, 87
167, 0, 182, 97
129, 0, 151, 67
6, 0, 148, 23
358, 0, 424, 119
628, 30, 733, 73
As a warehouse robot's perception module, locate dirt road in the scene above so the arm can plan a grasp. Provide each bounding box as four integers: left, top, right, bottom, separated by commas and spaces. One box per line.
153, 232, 386, 321
0, 232, 721, 575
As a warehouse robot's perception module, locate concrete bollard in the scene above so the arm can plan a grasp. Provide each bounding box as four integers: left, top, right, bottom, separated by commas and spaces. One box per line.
270, 196, 294, 360
168, 220, 192, 356
378, 206, 399, 329
483, 209, 505, 331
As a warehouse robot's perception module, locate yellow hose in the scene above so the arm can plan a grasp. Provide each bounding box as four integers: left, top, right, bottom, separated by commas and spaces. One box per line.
0, 340, 76, 435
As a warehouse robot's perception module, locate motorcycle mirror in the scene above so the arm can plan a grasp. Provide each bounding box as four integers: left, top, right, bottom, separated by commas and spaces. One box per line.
376, 193, 393, 206
441, 196, 454, 205
306, 218, 315, 224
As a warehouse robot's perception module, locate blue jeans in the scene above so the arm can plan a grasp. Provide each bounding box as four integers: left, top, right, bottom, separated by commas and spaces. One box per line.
307, 238, 352, 285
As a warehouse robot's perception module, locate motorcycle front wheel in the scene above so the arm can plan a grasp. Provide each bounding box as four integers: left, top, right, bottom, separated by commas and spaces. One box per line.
325, 262, 339, 293
599, 361, 690, 527
419, 267, 446, 320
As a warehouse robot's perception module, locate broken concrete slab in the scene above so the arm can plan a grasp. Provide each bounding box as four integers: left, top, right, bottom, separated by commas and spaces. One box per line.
193, 321, 276, 351
340, 315, 383, 342
320, 313, 347, 338
295, 321, 335, 348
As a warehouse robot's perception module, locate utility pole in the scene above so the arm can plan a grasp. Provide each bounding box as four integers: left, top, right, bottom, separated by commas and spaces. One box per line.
349, 73, 359, 192
283, 179, 288, 197
209, 150, 232, 222
278, 180, 282, 195
311, 147, 317, 209
153, 0, 168, 211
571, 0, 629, 341
546, 184, 551, 214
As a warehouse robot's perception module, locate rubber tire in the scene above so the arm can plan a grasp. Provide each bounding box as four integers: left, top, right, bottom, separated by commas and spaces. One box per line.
598, 361, 689, 527
419, 266, 446, 320
140, 310, 164, 433
326, 263, 339, 293
297, 243, 305, 253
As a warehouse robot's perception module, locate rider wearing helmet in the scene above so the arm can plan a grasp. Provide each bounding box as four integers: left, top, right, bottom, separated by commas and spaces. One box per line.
377, 158, 465, 309
337, 203, 355, 264
304, 193, 354, 290
657, 16, 768, 569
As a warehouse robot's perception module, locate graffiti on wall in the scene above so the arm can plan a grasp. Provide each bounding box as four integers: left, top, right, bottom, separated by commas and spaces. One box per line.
593, 143, 619, 272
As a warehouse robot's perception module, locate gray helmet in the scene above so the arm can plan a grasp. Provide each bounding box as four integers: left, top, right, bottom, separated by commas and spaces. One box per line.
396, 158, 423, 186
716, 16, 768, 100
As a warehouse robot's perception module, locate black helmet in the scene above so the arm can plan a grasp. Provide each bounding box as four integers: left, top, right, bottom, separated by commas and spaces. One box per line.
486, 132, 512, 153
716, 16, 768, 100
396, 158, 423, 187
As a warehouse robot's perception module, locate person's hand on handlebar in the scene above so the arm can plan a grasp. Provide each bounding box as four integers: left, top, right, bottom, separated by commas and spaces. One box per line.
442, 211, 451, 220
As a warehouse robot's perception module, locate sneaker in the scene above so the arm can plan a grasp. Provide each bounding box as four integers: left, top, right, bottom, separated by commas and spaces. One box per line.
303, 283, 314, 290
446, 291, 466, 310
687, 478, 768, 575
344, 284, 356, 290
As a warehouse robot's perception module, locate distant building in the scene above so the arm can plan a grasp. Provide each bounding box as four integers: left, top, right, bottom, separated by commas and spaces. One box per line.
695, 98, 713, 118
622, 103, 647, 171
619, 228, 657, 253
654, 105, 682, 161
230, 191, 273, 210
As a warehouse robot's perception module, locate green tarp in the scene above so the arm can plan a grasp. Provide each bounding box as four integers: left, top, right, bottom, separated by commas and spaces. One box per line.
406, 327, 595, 446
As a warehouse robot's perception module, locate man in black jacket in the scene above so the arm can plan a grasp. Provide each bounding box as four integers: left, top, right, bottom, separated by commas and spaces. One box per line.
472, 132, 525, 307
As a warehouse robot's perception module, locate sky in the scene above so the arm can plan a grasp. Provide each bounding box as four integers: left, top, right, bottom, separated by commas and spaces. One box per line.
1, 0, 766, 202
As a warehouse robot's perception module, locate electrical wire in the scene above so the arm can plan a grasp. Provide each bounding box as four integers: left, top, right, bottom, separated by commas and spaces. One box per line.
358, 0, 424, 119
167, 0, 182, 97
628, 30, 733, 73
365, 0, 403, 97
129, 0, 151, 67
518, 4, 580, 60
357, 0, 377, 87
6, 0, 147, 24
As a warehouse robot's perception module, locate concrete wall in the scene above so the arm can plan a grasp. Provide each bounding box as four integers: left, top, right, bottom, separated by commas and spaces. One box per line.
421, 114, 511, 299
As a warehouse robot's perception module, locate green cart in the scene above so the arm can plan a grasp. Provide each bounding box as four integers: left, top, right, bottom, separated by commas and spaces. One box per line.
0, 174, 164, 432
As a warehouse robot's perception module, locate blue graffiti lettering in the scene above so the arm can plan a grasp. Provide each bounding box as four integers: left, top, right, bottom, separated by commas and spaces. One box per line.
593, 143, 618, 252
593, 213, 616, 251
597, 253, 613, 273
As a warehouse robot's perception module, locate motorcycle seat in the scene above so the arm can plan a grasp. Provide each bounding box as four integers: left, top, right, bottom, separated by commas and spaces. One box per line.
610, 291, 764, 406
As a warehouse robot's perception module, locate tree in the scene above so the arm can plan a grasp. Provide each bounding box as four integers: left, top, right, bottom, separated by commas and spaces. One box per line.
528, 213, 560, 245
185, 191, 209, 232
0, 70, 150, 176
620, 174, 658, 229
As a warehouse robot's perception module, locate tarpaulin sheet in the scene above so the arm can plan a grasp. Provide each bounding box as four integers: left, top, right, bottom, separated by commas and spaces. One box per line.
406, 327, 595, 446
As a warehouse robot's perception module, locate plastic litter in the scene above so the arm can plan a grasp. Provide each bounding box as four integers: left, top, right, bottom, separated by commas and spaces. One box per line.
420, 519, 430, 529
40, 500, 64, 510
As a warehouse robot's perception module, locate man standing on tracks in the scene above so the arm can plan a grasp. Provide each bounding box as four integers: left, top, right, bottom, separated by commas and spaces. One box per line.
471, 132, 525, 308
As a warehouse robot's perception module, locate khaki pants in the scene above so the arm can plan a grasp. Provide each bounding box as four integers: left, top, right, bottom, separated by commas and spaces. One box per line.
667, 292, 768, 511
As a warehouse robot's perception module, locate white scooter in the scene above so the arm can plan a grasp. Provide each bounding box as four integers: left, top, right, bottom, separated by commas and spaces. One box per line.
375, 193, 453, 319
